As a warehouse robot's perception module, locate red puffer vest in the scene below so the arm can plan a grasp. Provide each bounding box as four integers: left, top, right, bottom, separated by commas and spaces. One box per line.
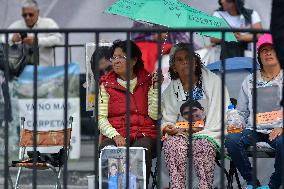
100, 69, 157, 142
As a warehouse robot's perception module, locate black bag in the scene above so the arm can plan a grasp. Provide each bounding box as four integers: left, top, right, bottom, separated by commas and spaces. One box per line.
11, 148, 65, 167
0, 43, 34, 77
220, 41, 248, 60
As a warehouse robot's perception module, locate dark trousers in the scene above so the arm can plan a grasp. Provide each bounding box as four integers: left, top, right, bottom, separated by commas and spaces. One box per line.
100, 137, 156, 187
225, 129, 283, 189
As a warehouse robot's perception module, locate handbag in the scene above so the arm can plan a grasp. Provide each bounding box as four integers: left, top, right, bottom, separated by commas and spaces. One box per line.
0, 43, 33, 77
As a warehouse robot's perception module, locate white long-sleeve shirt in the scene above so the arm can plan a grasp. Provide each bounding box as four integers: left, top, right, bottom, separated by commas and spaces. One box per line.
8, 17, 62, 66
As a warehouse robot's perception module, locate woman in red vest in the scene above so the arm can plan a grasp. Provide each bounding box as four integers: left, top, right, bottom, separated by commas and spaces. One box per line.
98, 40, 159, 186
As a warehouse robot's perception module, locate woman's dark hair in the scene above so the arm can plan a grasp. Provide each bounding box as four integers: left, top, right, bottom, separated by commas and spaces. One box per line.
218, 0, 253, 25
90, 46, 112, 76
168, 43, 204, 81
111, 40, 144, 74
257, 52, 263, 70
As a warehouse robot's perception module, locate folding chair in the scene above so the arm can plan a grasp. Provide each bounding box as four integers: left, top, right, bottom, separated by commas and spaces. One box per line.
10, 116, 73, 189
215, 152, 241, 189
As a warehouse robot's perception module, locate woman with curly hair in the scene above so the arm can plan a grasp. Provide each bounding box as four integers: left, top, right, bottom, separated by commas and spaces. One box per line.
161, 43, 230, 188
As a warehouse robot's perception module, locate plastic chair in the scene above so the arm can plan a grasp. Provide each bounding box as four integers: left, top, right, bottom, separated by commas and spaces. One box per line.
9, 116, 73, 189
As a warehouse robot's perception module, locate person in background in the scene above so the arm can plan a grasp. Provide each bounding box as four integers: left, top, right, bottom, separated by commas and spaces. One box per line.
98, 40, 159, 187
90, 46, 112, 77
131, 21, 199, 73
210, 0, 262, 59
225, 34, 283, 189
8, 0, 62, 66
83, 45, 112, 98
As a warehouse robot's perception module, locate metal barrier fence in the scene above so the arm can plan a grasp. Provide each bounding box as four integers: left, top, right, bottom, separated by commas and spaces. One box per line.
0, 27, 283, 189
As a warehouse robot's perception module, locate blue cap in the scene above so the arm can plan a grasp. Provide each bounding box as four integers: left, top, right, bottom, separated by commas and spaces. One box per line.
228, 103, 235, 110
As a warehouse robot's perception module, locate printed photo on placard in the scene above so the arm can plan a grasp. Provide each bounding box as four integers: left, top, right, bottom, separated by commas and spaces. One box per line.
174, 99, 208, 137
99, 146, 146, 189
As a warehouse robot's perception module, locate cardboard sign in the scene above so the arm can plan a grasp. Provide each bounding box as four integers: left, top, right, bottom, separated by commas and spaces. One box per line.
99, 146, 146, 189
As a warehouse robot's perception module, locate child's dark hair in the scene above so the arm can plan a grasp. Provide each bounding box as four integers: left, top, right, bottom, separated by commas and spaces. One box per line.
90, 46, 112, 75
180, 100, 203, 115
110, 163, 117, 169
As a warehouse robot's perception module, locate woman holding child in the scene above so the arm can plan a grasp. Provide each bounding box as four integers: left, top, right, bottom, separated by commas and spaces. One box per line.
161, 43, 230, 189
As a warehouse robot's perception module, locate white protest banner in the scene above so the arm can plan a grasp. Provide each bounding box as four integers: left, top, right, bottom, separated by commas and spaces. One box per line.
13, 63, 81, 159
18, 98, 80, 159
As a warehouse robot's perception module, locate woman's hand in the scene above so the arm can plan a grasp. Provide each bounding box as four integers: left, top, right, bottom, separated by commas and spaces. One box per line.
164, 124, 178, 136
152, 72, 164, 89
269, 128, 283, 141
113, 135, 126, 147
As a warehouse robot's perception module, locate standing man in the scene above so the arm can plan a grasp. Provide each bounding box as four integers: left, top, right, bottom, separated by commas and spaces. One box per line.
8, 0, 62, 66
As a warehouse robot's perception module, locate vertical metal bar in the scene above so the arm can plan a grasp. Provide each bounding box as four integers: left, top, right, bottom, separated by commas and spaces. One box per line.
220, 31, 226, 189
252, 33, 258, 188
156, 32, 162, 189
93, 32, 100, 189
126, 33, 131, 189
32, 32, 39, 189
69, 46, 72, 64
63, 32, 69, 189
53, 47, 56, 66
3, 32, 10, 189
187, 31, 194, 189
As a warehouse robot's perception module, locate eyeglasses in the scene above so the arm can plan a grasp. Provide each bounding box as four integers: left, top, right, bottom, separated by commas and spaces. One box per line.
22, 13, 35, 18
109, 56, 127, 62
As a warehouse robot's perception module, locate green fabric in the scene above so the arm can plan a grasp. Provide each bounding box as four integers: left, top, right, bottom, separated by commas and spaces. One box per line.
193, 135, 232, 160
105, 0, 237, 42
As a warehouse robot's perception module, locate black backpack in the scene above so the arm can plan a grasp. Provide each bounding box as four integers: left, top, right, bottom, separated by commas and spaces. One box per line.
0, 43, 34, 78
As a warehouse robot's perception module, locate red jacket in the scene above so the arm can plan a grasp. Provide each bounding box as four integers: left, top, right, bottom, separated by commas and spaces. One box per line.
100, 69, 157, 142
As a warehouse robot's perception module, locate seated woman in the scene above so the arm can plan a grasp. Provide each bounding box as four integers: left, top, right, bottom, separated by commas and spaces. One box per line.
225, 34, 283, 189
161, 43, 230, 189
98, 40, 159, 186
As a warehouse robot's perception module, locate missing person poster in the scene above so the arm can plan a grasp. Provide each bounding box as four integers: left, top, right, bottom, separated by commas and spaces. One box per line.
16, 63, 81, 159
99, 146, 146, 189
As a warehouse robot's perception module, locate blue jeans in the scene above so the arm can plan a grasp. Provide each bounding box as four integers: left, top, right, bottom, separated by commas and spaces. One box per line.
225, 129, 283, 189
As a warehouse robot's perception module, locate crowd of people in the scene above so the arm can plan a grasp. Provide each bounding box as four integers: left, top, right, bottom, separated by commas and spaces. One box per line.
95, 34, 283, 189
1, 0, 284, 189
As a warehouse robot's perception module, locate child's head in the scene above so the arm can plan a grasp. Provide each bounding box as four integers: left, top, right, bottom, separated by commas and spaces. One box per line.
109, 163, 118, 176
180, 100, 204, 122
90, 46, 112, 77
